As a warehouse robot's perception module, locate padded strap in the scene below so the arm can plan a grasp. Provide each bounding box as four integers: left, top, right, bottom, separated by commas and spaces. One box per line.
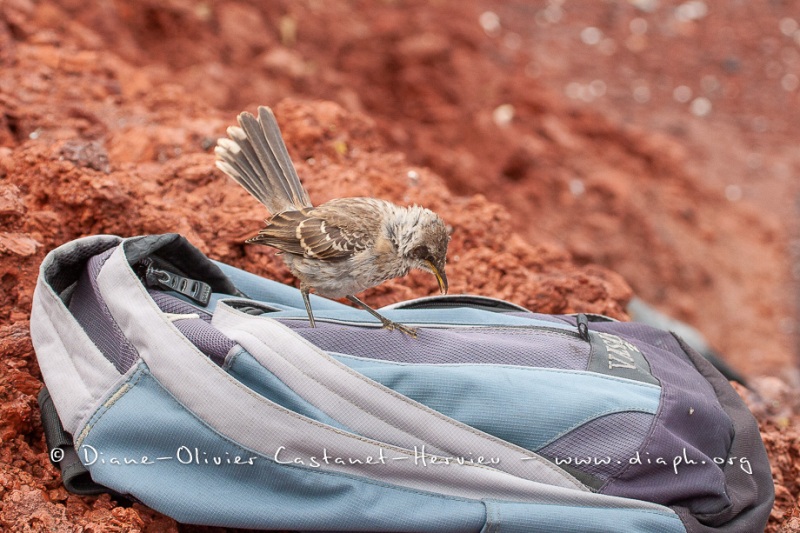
30, 236, 123, 434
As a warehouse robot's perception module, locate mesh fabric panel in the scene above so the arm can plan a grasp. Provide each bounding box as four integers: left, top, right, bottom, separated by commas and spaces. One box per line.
148, 290, 213, 322
282, 321, 591, 369
170, 318, 235, 365
68, 249, 139, 373
538, 411, 654, 482
147, 291, 233, 364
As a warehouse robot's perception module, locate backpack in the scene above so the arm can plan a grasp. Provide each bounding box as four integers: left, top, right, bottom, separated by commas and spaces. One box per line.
30, 233, 774, 532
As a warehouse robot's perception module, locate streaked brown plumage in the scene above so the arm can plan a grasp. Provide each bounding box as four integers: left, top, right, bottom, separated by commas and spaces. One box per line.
215, 106, 450, 337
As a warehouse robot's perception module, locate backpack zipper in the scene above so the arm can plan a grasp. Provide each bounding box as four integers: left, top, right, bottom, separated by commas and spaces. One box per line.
276, 314, 591, 342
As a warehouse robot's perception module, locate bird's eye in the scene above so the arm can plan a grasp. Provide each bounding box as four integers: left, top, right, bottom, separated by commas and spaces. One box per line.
410, 245, 429, 260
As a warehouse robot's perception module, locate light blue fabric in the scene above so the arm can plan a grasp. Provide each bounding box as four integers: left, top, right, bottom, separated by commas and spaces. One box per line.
480, 500, 685, 533
333, 354, 661, 452
81, 365, 487, 531
80, 364, 683, 532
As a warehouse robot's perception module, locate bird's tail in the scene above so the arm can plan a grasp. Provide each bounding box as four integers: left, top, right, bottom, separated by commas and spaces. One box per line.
215, 106, 312, 214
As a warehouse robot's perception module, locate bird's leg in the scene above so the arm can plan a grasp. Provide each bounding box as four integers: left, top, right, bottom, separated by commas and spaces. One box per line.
301, 287, 317, 328
346, 295, 417, 338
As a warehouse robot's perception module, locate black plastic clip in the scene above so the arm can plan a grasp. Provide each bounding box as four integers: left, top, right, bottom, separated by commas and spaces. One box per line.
143, 262, 212, 306
576, 313, 590, 342
38, 387, 110, 495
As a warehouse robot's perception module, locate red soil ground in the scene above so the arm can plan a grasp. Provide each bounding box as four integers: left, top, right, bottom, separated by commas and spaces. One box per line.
1, 0, 798, 531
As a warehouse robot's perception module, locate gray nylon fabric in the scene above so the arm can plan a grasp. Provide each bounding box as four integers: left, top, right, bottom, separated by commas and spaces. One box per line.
668, 335, 775, 533
149, 290, 212, 321
45, 236, 119, 296
30, 235, 123, 434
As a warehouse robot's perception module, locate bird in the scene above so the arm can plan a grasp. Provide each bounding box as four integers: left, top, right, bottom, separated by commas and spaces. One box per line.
214, 106, 450, 337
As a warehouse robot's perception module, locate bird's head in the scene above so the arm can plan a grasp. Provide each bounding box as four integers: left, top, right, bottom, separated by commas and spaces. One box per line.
397, 207, 450, 294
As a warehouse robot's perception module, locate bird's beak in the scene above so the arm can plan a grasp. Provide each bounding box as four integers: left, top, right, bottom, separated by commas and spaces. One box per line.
426, 260, 448, 294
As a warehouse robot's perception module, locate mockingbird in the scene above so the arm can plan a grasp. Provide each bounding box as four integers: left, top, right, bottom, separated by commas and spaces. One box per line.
215, 106, 450, 337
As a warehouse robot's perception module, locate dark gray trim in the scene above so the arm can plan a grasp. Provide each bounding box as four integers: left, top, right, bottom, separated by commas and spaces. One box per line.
383, 294, 532, 313
123, 234, 242, 296
669, 334, 773, 533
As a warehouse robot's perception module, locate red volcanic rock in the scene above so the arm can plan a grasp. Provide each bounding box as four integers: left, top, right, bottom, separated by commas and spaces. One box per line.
1, 1, 797, 531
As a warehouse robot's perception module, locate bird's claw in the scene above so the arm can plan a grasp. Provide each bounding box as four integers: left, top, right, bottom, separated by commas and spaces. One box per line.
381, 319, 418, 338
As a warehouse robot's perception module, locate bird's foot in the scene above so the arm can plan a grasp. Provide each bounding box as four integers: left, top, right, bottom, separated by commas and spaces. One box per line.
380, 318, 418, 338
345, 295, 418, 338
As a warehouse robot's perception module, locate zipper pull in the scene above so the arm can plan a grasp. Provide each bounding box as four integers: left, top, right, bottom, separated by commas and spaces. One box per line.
576, 313, 590, 342
143, 261, 212, 306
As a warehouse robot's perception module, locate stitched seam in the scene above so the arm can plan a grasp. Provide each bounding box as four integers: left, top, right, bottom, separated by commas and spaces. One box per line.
672, 333, 735, 461
274, 315, 578, 332
222, 345, 245, 371
136, 364, 534, 502
76, 367, 146, 446
329, 353, 662, 392
235, 328, 442, 453
483, 499, 684, 521
40, 284, 118, 397
600, 381, 664, 491
534, 409, 656, 451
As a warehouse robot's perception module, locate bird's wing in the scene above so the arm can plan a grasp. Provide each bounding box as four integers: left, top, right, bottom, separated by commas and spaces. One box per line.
247, 209, 373, 260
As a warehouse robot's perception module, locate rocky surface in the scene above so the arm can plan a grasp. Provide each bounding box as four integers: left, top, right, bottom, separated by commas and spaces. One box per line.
0, 0, 798, 531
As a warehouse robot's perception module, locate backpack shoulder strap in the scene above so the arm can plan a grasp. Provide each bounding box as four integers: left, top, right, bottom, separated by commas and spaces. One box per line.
30, 236, 124, 434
